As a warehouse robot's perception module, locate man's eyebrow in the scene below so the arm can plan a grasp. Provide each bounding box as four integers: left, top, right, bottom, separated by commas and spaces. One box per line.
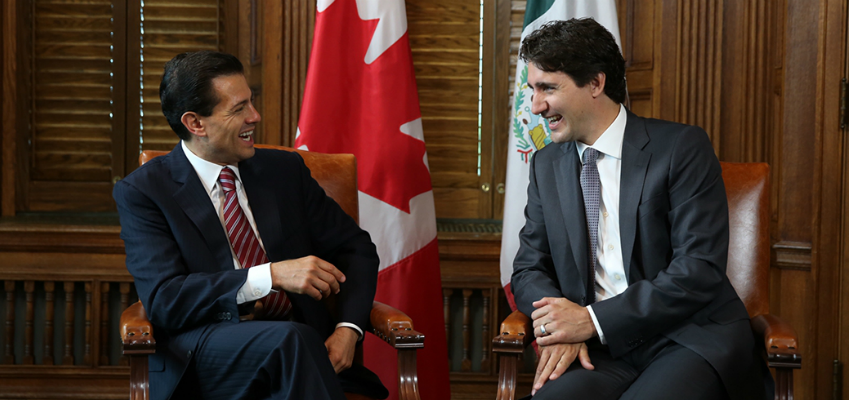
230, 99, 249, 111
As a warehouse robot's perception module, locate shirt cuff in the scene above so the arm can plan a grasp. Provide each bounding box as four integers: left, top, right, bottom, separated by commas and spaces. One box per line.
336, 322, 364, 340
236, 263, 273, 304
587, 304, 606, 345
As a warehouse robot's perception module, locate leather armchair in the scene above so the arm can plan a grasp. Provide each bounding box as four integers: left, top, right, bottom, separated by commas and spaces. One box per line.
120, 145, 425, 400
492, 162, 801, 400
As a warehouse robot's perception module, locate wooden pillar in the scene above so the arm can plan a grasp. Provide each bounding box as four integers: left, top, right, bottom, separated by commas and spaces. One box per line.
43, 281, 54, 365
4, 281, 14, 364
23, 281, 34, 364
461, 289, 473, 371
63, 282, 74, 365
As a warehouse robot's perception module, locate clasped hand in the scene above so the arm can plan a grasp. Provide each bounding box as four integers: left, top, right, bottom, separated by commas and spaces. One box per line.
270, 255, 346, 301
530, 297, 597, 395
531, 297, 595, 346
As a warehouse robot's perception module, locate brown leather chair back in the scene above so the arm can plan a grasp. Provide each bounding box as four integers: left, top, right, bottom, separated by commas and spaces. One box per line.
720, 162, 770, 318
139, 144, 359, 223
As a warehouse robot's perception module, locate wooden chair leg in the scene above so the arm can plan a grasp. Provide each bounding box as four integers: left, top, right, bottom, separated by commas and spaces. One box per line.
397, 348, 421, 400
496, 353, 520, 400
129, 354, 149, 400
774, 367, 793, 400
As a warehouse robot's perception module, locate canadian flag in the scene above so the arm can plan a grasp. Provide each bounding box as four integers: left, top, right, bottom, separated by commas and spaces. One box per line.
296, 1, 450, 400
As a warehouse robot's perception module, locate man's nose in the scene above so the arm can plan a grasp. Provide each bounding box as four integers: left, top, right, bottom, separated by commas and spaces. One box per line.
530, 93, 545, 115
247, 103, 261, 124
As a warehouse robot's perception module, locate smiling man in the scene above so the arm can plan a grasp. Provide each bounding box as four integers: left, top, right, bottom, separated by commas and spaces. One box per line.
510, 19, 773, 400
113, 51, 387, 400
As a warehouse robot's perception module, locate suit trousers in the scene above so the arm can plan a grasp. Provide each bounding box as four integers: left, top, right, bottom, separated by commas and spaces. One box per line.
176, 320, 346, 400
529, 336, 730, 400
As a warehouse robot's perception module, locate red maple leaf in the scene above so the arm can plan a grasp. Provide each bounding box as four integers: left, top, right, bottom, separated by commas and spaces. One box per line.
297, 0, 432, 214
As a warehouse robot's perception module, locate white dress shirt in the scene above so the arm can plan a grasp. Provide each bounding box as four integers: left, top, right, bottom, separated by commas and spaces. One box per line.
181, 141, 362, 337
580, 104, 628, 344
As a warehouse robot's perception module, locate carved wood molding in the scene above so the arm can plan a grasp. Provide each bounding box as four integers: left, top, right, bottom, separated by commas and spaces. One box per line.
772, 240, 812, 271
0, 221, 123, 254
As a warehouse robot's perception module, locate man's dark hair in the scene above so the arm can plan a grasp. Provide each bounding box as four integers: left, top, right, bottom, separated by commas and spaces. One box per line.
160, 51, 245, 140
520, 18, 626, 104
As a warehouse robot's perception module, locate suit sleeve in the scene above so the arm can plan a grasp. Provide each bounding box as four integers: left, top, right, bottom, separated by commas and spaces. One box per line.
510, 151, 566, 318
295, 154, 379, 333
591, 127, 730, 357
114, 179, 248, 332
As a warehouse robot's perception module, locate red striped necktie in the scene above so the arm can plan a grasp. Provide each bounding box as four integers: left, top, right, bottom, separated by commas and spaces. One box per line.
219, 167, 291, 319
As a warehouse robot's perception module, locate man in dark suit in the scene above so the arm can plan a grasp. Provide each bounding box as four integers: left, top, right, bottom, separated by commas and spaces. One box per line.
510, 19, 772, 400
114, 51, 386, 400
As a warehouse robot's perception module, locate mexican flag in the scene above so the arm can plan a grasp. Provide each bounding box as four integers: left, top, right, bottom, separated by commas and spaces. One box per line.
296, 1, 450, 399
500, 0, 622, 309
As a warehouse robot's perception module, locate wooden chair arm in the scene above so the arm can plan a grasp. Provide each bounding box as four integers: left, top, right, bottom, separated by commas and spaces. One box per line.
493, 310, 534, 354
370, 301, 425, 349
121, 301, 156, 355
751, 313, 801, 369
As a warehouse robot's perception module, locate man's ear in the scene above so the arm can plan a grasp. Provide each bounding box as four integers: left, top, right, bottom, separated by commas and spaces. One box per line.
181, 112, 207, 139
590, 72, 607, 98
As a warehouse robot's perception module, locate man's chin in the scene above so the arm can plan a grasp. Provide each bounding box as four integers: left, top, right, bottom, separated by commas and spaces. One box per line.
239, 147, 256, 161
549, 131, 570, 144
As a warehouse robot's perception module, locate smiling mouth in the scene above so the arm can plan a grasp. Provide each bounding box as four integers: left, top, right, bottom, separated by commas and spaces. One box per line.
239, 130, 254, 141
547, 115, 562, 125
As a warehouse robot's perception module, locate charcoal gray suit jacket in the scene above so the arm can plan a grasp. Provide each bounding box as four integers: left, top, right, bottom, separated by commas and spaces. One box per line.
511, 111, 771, 400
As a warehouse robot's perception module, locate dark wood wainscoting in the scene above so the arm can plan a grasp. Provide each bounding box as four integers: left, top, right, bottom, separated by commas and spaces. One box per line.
438, 223, 535, 400
0, 217, 134, 399
0, 217, 529, 400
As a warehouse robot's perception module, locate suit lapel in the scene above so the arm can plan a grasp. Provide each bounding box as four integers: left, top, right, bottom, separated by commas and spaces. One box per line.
240, 153, 284, 262
619, 111, 651, 281
553, 143, 592, 297
169, 144, 234, 271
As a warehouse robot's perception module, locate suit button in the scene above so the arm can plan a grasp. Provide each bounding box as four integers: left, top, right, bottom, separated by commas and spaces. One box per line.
187, 350, 192, 357
225, 312, 232, 320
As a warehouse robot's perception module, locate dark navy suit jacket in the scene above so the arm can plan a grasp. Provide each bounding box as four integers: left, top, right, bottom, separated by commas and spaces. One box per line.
511, 111, 772, 400
114, 144, 380, 400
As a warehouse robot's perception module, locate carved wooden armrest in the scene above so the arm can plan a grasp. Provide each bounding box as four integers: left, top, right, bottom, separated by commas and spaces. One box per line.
369, 301, 425, 349
751, 313, 801, 369
121, 301, 156, 355
493, 310, 534, 354
369, 301, 423, 400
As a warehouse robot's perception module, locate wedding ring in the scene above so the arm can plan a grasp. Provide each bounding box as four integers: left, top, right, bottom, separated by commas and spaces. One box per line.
540, 323, 547, 336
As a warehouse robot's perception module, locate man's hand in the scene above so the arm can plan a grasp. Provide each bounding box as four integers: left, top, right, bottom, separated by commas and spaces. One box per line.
532, 342, 594, 395
325, 327, 358, 373
270, 256, 346, 301
531, 297, 596, 346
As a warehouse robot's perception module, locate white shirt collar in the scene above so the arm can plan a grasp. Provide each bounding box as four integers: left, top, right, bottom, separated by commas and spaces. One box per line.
181, 140, 242, 194
576, 103, 627, 161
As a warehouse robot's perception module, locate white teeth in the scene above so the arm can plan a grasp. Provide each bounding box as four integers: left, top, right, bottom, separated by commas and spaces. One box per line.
239, 130, 253, 138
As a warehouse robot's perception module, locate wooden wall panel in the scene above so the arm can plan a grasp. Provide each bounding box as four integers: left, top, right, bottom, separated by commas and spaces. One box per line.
619, 0, 656, 118
719, 0, 772, 163
775, 0, 820, 393
1, 0, 16, 216
262, 0, 315, 147
617, 1, 841, 398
